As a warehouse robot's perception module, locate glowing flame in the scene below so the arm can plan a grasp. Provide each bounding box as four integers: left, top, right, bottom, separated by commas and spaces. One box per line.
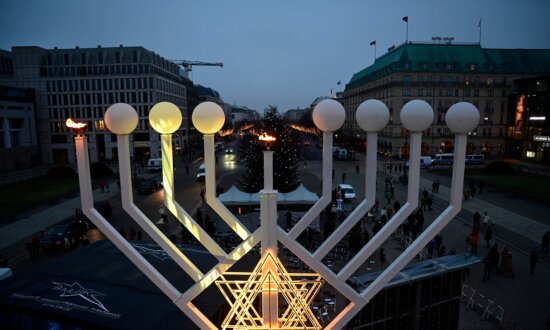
218, 128, 234, 137
258, 133, 276, 142
66, 118, 87, 134
290, 124, 321, 135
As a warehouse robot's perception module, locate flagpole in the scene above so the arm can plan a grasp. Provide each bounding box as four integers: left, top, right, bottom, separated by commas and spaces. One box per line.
478, 18, 482, 45
375, 43, 377, 59
406, 21, 409, 42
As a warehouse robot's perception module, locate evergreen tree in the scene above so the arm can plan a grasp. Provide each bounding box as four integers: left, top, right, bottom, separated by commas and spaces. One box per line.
239, 105, 302, 193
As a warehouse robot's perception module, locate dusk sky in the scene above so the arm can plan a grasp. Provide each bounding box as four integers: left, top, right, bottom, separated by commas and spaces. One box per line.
2, 0, 550, 112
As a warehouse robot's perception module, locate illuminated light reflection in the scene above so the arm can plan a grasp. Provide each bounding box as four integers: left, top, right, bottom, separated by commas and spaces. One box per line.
290, 124, 320, 135
216, 253, 324, 329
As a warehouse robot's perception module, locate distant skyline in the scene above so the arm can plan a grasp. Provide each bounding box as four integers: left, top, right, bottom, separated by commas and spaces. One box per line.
1, 0, 550, 112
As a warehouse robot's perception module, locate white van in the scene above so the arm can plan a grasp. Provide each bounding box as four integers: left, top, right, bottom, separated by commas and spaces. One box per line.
196, 163, 206, 181
406, 156, 433, 169
431, 153, 454, 165
147, 158, 162, 171
465, 154, 484, 165
333, 148, 349, 160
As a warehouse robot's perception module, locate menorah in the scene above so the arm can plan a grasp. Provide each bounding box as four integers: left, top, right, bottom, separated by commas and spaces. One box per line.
71, 98, 479, 329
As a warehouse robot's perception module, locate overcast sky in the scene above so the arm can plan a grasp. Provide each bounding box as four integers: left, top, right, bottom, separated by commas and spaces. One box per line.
1, 0, 550, 112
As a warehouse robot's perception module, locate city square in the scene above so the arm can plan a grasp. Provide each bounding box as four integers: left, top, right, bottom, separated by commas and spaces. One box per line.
1, 1, 550, 329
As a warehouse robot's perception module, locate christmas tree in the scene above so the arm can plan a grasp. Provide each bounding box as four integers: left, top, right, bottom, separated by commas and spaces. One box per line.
238, 105, 302, 193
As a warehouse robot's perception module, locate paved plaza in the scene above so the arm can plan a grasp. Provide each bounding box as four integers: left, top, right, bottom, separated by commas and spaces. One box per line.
1, 149, 549, 329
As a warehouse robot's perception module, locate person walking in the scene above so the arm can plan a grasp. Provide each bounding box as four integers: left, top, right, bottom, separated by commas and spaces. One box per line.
379, 248, 387, 269
159, 204, 168, 224
285, 209, 293, 230
482, 252, 494, 282
200, 188, 205, 203
482, 211, 490, 228
385, 190, 392, 204
473, 211, 481, 229
470, 232, 479, 255
484, 226, 493, 248
336, 189, 343, 211
529, 250, 538, 275
540, 231, 549, 254
355, 164, 359, 174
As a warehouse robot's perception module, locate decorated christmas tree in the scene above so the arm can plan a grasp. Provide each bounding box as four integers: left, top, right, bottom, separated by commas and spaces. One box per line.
239, 105, 302, 193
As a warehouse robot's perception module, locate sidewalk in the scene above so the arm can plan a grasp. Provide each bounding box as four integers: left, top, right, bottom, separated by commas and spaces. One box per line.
0, 186, 119, 250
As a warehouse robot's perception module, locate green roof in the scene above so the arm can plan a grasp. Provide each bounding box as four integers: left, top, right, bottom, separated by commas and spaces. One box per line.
346, 43, 550, 90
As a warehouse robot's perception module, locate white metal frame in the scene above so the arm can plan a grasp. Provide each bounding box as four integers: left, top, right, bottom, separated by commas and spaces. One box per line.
74, 99, 473, 329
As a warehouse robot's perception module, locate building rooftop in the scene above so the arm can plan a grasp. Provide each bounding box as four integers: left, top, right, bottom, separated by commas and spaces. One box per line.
346, 42, 550, 89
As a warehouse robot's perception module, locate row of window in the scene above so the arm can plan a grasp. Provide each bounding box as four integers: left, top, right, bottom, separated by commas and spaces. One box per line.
47, 77, 156, 92
402, 88, 504, 97
46, 76, 184, 96
41, 64, 152, 78
48, 91, 153, 106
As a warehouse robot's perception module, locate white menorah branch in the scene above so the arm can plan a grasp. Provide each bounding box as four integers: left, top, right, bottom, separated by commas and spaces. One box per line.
71, 98, 479, 329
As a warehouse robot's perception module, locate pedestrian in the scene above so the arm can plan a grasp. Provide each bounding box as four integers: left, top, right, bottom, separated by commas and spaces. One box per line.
119, 227, 127, 239
432, 181, 437, 193
484, 226, 493, 248
342, 172, 346, 183
379, 248, 387, 269
435, 180, 440, 193
393, 200, 401, 213
529, 250, 538, 275
470, 232, 478, 255
196, 207, 203, 228
323, 218, 335, 240
129, 227, 137, 240
481, 212, 490, 228
390, 185, 395, 200
482, 253, 494, 282
200, 188, 205, 202
285, 209, 293, 230
434, 233, 443, 251
478, 179, 484, 193
330, 203, 337, 220
500, 246, 514, 277
398, 164, 402, 173
540, 231, 549, 254
99, 179, 105, 192
336, 189, 343, 211
473, 211, 481, 229
385, 190, 392, 204
31, 234, 40, 259
379, 206, 388, 223
159, 204, 168, 223
355, 164, 359, 174
427, 239, 436, 258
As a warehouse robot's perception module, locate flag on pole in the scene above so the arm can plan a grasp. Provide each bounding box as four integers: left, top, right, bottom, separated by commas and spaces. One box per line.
330, 88, 333, 97
478, 18, 482, 27
337, 81, 341, 85
402, 16, 408, 22
370, 40, 376, 46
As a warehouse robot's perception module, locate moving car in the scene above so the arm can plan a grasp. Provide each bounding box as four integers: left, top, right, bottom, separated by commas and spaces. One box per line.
225, 147, 234, 154
137, 178, 161, 194
338, 184, 356, 200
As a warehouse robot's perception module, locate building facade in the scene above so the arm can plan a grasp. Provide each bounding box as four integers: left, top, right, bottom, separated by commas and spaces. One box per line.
506, 76, 550, 165
0, 45, 188, 165
342, 42, 550, 159
0, 86, 40, 173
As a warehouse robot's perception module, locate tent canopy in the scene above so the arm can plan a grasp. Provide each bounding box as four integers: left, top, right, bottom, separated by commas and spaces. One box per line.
218, 184, 319, 205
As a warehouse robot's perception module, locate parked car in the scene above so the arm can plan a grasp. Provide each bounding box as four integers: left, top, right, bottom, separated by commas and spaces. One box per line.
431, 153, 454, 165
41, 219, 93, 250
465, 154, 485, 165
147, 158, 162, 171
405, 156, 433, 169
197, 163, 206, 182
338, 184, 356, 200
137, 178, 161, 194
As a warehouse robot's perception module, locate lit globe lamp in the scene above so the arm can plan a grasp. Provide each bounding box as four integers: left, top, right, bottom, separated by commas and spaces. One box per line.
104, 103, 139, 135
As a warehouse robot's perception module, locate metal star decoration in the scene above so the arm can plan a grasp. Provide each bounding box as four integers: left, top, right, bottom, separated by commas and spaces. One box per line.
215, 253, 324, 329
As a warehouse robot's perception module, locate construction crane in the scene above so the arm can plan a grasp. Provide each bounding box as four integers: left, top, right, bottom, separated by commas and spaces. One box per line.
170, 60, 223, 72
